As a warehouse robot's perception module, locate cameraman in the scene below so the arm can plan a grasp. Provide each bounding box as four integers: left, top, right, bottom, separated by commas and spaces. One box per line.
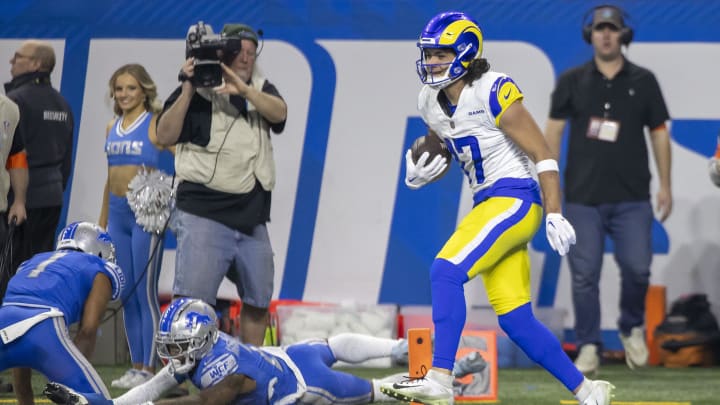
157, 23, 287, 346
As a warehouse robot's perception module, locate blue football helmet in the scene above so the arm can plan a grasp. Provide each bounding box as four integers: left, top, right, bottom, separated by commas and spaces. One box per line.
156, 298, 218, 373
416, 11, 483, 88
56, 221, 116, 264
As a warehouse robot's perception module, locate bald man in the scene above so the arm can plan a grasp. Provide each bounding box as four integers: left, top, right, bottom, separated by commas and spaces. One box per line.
5, 40, 74, 274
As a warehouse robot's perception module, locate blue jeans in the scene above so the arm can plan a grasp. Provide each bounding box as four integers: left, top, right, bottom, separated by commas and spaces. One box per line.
564, 201, 653, 348
171, 208, 274, 308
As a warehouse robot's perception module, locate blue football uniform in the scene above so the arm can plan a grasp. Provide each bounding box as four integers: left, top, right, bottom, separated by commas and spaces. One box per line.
186, 332, 304, 404
0, 251, 124, 398
176, 333, 373, 405
63, 333, 376, 405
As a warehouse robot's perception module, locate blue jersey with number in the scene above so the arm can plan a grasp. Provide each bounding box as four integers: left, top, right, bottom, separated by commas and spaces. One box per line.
3, 251, 124, 324
187, 332, 304, 405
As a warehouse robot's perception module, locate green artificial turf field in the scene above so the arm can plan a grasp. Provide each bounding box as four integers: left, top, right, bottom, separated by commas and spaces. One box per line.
1, 364, 718, 404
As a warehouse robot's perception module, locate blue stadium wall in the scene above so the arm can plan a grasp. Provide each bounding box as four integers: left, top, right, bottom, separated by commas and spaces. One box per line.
2, 1, 720, 344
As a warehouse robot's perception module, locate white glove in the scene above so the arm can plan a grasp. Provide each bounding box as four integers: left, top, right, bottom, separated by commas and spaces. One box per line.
168, 358, 194, 376
545, 213, 576, 256
405, 149, 448, 190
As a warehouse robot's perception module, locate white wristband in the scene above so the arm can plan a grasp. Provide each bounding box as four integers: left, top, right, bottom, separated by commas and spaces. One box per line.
535, 159, 559, 173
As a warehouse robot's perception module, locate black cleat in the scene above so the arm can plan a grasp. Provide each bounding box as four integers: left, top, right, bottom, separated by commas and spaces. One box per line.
43, 382, 88, 405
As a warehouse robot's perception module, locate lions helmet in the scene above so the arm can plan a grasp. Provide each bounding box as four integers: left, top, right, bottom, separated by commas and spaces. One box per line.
56, 222, 117, 264
156, 298, 218, 373
416, 11, 483, 89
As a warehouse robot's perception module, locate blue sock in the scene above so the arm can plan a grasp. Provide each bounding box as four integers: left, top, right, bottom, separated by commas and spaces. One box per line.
498, 303, 583, 392
430, 259, 469, 371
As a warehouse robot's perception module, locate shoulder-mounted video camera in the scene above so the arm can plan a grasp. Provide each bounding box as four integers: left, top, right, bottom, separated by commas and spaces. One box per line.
185, 21, 242, 88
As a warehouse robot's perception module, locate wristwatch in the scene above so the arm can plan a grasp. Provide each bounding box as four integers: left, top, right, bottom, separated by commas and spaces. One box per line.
178, 69, 190, 82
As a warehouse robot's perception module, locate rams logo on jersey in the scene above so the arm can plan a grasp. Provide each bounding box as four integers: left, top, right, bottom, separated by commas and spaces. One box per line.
489, 76, 524, 125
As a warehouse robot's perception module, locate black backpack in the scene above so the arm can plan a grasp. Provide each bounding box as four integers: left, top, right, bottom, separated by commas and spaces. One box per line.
656, 294, 720, 352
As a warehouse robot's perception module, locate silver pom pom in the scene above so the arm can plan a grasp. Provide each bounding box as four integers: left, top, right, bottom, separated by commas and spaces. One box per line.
710, 158, 720, 188
127, 167, 175, 234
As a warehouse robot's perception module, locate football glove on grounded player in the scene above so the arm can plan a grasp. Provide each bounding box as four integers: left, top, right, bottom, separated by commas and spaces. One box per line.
545, 213, 576, 256
405, 150, 448, 190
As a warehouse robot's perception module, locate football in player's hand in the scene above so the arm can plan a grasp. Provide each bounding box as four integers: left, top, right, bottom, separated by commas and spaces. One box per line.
411, 134, 452, 178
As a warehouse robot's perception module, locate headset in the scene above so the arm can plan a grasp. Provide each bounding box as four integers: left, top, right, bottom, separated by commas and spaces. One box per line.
582, 4, 634, 45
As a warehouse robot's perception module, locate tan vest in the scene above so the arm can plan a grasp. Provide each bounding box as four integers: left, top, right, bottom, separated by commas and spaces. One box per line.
0, 95, 20, 212
175, 70, 275, 194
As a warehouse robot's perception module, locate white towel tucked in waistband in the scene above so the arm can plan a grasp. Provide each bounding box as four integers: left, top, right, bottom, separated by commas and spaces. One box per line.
0, 308, 64, 344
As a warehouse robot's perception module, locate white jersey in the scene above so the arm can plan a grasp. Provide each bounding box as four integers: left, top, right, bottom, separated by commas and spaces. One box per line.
418, 71, 536, 202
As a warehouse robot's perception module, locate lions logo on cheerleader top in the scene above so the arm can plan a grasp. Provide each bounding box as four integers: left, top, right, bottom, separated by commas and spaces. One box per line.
105, 111, 160, 167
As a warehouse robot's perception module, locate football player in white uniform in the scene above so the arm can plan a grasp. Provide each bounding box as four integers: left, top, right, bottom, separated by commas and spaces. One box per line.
382, 11, 614, 405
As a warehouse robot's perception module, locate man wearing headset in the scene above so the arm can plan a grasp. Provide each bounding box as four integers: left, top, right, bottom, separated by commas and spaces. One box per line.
544, 5, 672, 375
157, 22, 287, 348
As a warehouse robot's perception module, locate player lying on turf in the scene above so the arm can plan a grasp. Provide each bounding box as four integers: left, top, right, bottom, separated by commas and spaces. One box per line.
45, 297, 411, 405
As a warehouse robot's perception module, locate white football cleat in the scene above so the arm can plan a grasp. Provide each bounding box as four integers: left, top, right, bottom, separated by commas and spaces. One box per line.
380, 369, 454, 405
580, 380, 615, 405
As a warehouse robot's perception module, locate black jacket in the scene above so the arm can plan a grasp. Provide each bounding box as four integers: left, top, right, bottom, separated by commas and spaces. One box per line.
5, 71, 74, 208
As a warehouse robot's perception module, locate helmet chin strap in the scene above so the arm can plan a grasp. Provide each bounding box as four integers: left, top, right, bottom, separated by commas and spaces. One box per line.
428, 70, 467, 90
168, 354, 195, 376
